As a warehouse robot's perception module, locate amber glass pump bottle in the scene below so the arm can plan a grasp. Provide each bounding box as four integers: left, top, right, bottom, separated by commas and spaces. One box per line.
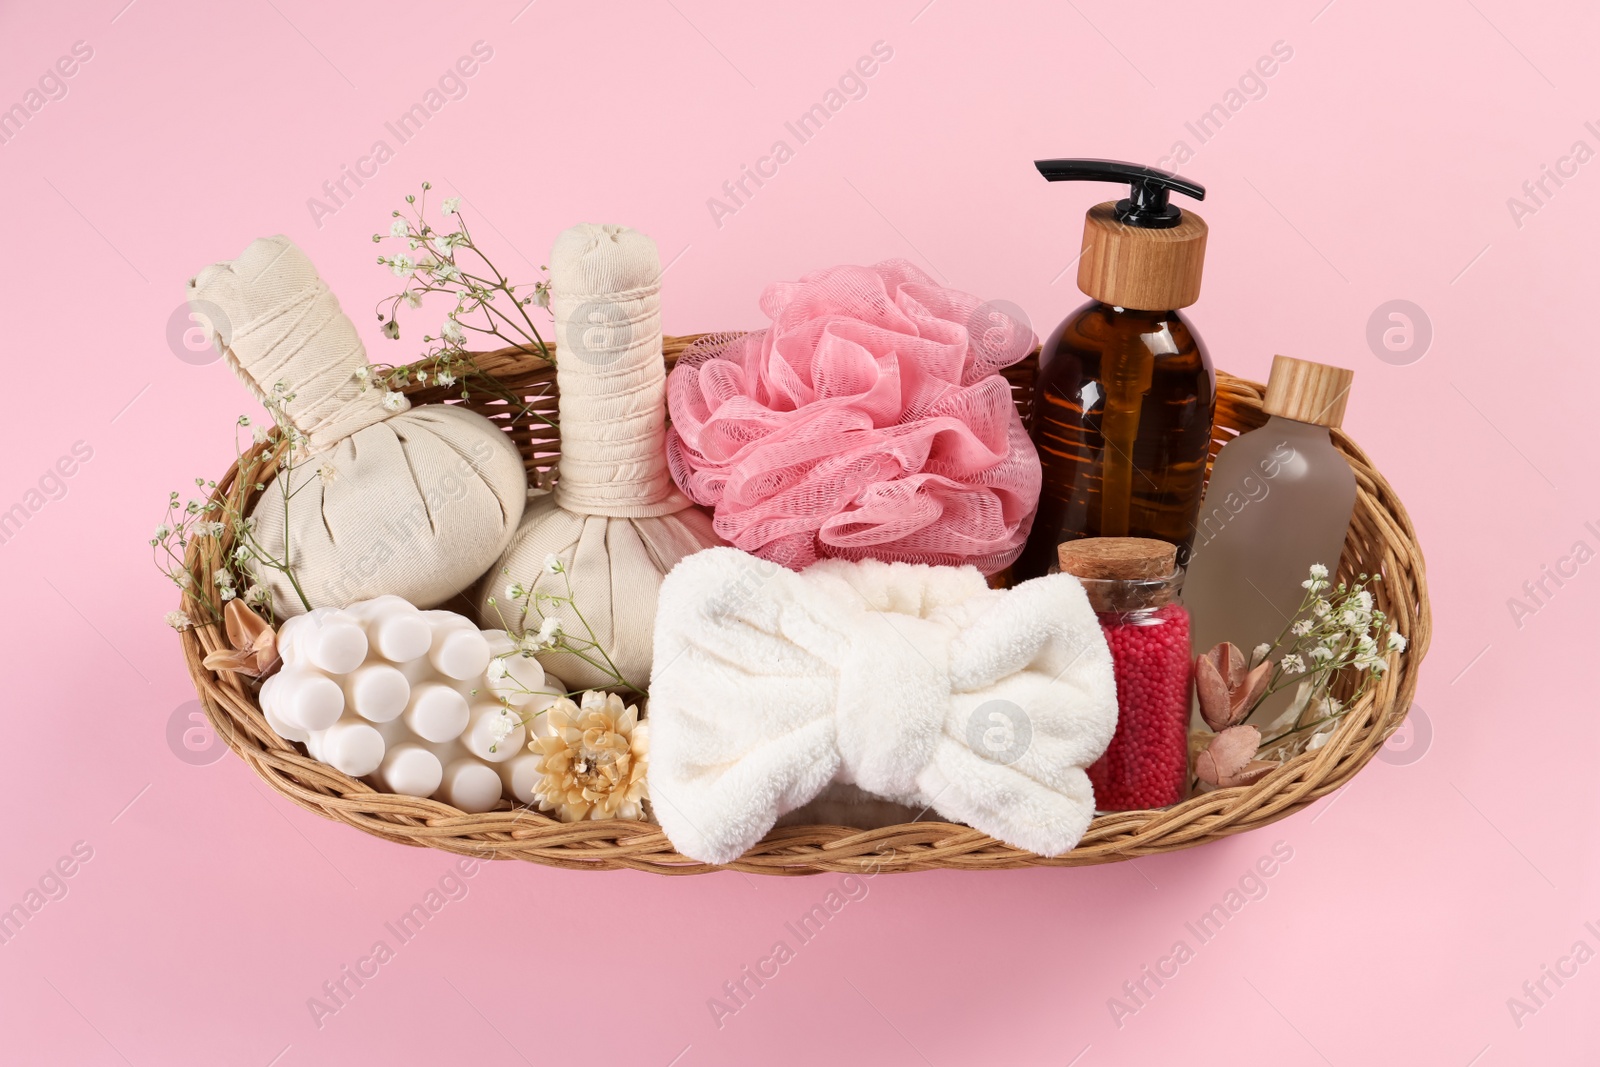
1014, 159, 1216, 582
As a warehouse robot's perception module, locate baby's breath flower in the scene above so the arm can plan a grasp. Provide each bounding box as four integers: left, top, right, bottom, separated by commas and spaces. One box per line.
381, 391, 406, 412
487, 707, 518, 752
389, 253, 416, 277
1251, 642, 1271, 667
436, 371, 456, 387
1387, 631, 1408, 653
389, 218, 408, 238
543, 553, 564, 575
165, 610, 194, 631
1291, 619, 1313, 637
441, 196, 461, 215
1309, 563, 1329, 579
1280, 653, 1306, 675
154, 523, 172, 540
442, 318, 465, 344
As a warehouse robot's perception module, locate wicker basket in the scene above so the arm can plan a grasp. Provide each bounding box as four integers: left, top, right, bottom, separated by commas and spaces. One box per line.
179, 336, 1429, 874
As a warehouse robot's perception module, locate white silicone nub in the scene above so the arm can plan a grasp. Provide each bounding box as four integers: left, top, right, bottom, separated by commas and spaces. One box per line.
259, 674, 310, 742
522, 672, 568, 738
464, 704, 526, 763
429, 626, 491, 680
496, 752, 542, 806
344, 664, 410, 723
281, 672, 345, 732
318, 720, 385, 777
404, 683, 470, 743
307, 616, 370, 674
438, 759, 504, 814
373, 612, 431, 662
490, 652, 550, 709
379, 743, 443, 798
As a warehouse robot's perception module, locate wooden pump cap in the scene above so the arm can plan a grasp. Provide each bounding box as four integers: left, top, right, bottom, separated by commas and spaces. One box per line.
1077, 203, 1208, 310
1262, 355, 1354, 429
1058, 537, 1178, 581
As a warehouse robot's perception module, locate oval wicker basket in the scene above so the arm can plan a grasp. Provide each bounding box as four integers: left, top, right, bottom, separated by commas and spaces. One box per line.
180, 336, 1429, 874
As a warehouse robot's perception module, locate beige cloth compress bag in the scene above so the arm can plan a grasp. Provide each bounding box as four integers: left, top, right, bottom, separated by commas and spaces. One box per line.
189, 236, 527, 616
477, 223, 719, 691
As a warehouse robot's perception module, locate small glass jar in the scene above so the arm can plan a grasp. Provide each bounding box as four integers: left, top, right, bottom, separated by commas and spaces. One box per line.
1059, 539, 1192, 811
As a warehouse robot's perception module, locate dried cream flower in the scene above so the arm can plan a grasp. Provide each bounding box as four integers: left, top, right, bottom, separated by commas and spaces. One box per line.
529, 692, 648, 822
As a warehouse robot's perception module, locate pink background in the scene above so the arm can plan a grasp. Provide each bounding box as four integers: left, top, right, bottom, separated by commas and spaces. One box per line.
1, 0, 1594, 1063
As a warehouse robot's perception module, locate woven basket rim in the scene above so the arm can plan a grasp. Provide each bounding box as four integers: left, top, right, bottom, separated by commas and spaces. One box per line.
177, 336, 1429, 874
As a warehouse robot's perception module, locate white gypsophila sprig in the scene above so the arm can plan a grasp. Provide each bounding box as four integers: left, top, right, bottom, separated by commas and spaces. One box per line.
1237, 564, 1408, 760
485, 563, 642, 696
151, 402, 318, 630
367, 181, 556, 429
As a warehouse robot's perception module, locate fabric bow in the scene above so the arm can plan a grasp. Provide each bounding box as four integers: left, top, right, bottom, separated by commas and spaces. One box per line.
647, 547, 1118, 864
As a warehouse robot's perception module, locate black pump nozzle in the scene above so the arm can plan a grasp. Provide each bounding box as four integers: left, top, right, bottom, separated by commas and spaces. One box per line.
1035, 158, 1205, 229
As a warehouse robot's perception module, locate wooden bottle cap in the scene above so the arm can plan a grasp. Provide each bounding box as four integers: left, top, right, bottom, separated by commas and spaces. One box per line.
1262, 355, 1354, 429
1077, 203, 1208, 310
1058, 537, 1178, 580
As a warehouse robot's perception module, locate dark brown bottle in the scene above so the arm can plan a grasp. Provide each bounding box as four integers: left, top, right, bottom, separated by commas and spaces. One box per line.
1014, 159, 1217, 581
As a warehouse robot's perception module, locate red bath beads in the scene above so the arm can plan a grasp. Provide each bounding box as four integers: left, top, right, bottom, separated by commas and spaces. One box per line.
1087, 603, 1191, 810
1058, 537, 1194, 812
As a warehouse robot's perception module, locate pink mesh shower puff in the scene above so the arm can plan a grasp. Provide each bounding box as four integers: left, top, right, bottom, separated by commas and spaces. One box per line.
665, 259, 1042, 574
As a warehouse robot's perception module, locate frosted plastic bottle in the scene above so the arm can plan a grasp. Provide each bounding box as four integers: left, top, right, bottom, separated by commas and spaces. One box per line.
1183, 356, 1357, 724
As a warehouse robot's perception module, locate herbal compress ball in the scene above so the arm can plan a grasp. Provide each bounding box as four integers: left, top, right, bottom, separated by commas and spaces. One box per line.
187, 236, 527, 616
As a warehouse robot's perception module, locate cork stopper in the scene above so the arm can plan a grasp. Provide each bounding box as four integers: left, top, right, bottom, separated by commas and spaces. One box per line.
1078, 203, 1208, 310
1262, 355, 1354, 429
1057, 537, 1178, 581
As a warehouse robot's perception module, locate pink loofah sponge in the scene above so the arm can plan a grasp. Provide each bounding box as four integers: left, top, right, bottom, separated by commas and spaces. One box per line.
665, 260, 1041, 574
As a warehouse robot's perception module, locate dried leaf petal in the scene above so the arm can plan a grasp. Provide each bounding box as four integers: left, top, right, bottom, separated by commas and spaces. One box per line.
1197, 642, 1276, 729
1195, 724, 1262, 785
203, 600, 279, 677
1195, 650, 1233, 731
1241, 659, 1271, 712
1219, 759, 1278, 788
